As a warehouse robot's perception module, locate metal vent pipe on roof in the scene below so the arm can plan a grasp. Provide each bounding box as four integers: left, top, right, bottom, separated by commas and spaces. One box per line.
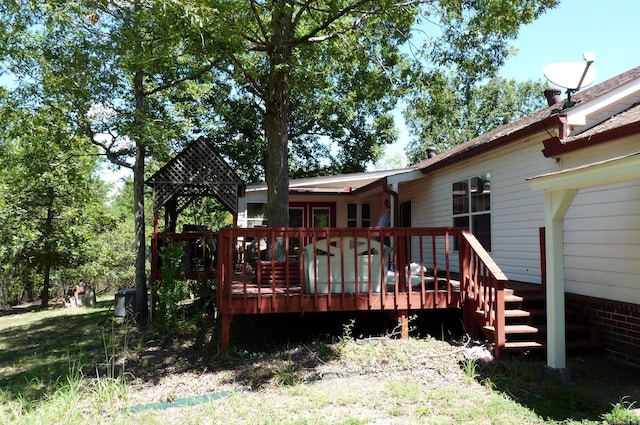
544, 88, 562, 106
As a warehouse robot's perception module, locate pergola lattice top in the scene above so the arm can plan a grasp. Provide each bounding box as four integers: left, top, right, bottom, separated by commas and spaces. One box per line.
146, 137, 245, 215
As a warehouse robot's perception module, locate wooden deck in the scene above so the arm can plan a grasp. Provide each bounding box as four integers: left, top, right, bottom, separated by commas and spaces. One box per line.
222, 269, 462, 314
151, 227, 512, 356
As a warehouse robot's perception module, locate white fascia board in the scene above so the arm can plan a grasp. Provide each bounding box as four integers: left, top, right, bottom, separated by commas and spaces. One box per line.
288, 169, 410, 189
244, 169, 411, 193
567, 79, 640, 126
528, 152, 640, 191
387, 169, 424, 185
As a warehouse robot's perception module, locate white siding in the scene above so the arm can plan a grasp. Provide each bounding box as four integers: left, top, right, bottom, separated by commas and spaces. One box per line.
402, 135, 559, 283
563, 180, 640, 304
403, 134, 640, 303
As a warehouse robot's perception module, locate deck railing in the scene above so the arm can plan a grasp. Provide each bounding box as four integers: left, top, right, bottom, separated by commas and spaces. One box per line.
150, 231, 219, 280
458, 229, 509, 356
150, 227, 508, 353
214, 227, 468, 314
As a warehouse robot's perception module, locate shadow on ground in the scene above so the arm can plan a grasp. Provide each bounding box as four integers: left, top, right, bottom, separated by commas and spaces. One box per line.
475, 350, 640, 422
0, 300, 115, 395
3, 301, 640, 424
225, 309, 465, 352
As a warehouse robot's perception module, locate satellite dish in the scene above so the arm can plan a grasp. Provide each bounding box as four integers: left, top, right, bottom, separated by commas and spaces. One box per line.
543, 52, 597, 108
543, 62, 597, 90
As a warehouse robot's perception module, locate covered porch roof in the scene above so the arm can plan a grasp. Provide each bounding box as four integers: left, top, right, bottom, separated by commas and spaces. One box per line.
528, 151, 640, 376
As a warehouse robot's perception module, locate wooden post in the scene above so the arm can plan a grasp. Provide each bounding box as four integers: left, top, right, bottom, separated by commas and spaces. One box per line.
220, 315, 232, 352
493, 283, 505, 359
397, 310, 409, 339
458, 234, 473, 331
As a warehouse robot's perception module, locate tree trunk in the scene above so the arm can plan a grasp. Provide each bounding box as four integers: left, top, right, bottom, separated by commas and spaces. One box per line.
263, 1, 292, 261
40, 186, 55, 308
41, 261, 51, 308
133, 68, 148, 322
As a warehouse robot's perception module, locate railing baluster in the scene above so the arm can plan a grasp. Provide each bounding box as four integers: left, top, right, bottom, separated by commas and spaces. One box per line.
150, 227, 508, 354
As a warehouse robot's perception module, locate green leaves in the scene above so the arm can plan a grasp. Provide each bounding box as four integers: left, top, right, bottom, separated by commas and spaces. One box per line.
404, 74, 549, 163
0, 101, 114, 304
422, 0, 558, 81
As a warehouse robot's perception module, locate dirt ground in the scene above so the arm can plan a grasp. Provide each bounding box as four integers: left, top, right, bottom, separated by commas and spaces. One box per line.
111, 312, 640, 418
566, 353, 640, 407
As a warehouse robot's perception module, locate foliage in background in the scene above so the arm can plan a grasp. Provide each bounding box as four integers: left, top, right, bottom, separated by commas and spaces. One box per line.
404, 76, 550, 164
0, 0, 218, 316
154, 242, 190, 335
171, 197, 234, 233
0, 1, 559, 304
75, 179, 138, 296
0, 133, 137, 306
0, 98, 115, 306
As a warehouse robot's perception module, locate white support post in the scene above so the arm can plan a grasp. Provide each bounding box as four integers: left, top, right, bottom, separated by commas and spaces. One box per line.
544, 189, 577, 377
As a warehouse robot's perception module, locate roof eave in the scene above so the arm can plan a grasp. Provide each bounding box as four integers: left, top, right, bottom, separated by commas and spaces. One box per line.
542, 120, 640, 157
418, 114, 563, 174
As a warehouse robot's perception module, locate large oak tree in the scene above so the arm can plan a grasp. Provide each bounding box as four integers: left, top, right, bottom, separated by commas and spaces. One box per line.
193, 0, 558, 228
0, 0, 558, 309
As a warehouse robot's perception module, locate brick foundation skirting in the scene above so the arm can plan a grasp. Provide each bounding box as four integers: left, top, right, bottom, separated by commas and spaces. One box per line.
566, 293, 640, 365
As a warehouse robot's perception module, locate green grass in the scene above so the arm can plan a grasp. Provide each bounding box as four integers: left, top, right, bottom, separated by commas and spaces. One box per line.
475, 354, 640, 424
0, 297, 136, 397
1, 301, 108, 388
1, 303, 639, 424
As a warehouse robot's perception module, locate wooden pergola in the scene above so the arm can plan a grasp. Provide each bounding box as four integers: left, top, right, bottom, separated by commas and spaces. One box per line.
145, 136, 245, 232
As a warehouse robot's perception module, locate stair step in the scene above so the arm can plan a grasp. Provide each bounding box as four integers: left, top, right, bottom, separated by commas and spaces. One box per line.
504, 309, 531, 318
503, 341, 544, 350
505, 294, 523, 303
484, 324, 540, 334
475, 308, 532, 318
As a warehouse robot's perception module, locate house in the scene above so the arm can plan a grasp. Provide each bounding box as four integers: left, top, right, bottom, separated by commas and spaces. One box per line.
236, 66, 640, 373
149, 66, 640, 373
237, 168, 415, 230
402, 65, 640, 373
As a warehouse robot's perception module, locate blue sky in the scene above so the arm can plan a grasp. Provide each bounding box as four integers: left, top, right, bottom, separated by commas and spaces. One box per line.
386, 0, 640, 163
498, 0, 639, 84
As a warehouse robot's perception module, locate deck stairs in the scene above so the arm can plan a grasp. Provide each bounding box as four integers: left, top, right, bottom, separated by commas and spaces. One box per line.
476, 284, 602, 355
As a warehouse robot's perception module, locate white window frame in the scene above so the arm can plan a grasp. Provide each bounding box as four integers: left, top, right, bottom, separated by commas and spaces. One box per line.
452, 173, 492, 251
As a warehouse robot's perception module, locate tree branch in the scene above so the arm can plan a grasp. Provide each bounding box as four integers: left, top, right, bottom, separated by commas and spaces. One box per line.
249, 0, 270, 47
291, 0, 372, 45
293, 0, 428, 45
143, 61, 218, 97
228, 53, 266, 99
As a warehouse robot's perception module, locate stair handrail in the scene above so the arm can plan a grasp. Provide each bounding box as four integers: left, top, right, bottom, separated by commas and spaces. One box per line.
458, 230, 509, 357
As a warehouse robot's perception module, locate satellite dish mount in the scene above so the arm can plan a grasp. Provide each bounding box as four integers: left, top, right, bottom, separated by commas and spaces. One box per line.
543, 52, 597, 109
